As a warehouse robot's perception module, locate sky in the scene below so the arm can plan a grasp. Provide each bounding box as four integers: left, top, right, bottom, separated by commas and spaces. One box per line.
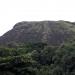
0, 0, 75, 36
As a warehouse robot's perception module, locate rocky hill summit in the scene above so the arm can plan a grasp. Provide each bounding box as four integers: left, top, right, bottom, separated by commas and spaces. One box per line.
0, 20, 75, 45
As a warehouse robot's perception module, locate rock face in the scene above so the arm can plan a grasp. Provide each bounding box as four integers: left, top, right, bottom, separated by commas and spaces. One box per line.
0, 20, 75, 45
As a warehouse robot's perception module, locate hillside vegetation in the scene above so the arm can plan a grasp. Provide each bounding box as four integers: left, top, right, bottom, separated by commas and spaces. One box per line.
0, 41, 75, 75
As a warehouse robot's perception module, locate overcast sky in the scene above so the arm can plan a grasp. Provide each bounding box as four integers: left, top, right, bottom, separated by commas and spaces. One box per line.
0, 0, 75, 36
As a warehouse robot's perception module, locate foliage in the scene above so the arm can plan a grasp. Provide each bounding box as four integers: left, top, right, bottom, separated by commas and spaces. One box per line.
0, 42, 75, 75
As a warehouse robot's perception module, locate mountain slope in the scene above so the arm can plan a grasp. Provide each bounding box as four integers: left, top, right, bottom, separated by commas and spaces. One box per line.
0, 20, 75, 45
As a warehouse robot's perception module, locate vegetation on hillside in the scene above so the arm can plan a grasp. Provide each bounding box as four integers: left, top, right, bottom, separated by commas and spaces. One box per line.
0, 41, 75, 75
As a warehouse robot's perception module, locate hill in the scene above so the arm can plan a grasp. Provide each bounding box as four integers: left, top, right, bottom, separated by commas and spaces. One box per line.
0, 20, 75, 45
0, 20, 75, 75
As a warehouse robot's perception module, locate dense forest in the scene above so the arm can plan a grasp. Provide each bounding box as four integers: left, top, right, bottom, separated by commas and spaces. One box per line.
0, 41, 75, 75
